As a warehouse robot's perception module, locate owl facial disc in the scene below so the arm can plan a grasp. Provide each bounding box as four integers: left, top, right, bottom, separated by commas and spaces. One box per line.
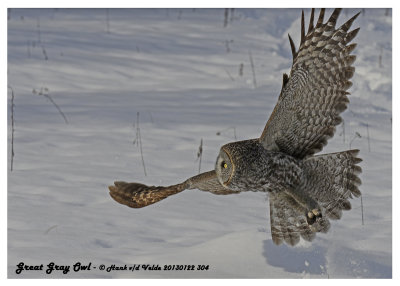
215, 148, 234, 186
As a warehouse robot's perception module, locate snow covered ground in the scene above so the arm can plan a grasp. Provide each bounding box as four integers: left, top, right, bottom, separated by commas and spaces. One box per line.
7, 8, 392, 278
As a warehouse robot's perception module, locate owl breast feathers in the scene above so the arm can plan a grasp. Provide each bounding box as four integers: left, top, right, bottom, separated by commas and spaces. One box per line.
109, 8, 362, 246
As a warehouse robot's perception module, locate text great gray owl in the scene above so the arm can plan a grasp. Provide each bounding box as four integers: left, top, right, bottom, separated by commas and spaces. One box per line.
109, 8, 362, 246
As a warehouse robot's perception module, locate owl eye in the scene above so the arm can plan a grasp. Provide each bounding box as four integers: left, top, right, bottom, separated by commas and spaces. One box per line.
221, 161, 228, 169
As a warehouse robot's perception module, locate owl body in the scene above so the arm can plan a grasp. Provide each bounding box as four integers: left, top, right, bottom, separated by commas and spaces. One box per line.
216, 139, 303, 194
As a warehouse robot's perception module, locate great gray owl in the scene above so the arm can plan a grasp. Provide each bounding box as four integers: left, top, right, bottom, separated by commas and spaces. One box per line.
109, 8, 362, 246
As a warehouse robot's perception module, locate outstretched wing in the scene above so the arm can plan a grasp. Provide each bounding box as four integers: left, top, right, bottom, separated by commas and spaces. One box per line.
109, 181, 187, 208
269, 191, 330, 246
260, 8, 360, 159
109, 170, 239, 208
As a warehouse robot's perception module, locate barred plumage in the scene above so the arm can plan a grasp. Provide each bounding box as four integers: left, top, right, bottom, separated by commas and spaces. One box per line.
260, 8, 360, 159
269, 149, 361, 245
109, 9, 362, 246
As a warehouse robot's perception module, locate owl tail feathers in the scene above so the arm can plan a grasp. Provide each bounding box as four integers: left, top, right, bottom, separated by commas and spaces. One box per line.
108, 181, 188, 208
303, 149, 362, 220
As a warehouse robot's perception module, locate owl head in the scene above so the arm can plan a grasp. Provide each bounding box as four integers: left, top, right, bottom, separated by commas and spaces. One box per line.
215, 139, 265, 190
215, 146, 235, 188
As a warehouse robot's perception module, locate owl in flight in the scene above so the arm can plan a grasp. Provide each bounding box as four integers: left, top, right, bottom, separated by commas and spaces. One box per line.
109, 8, 362, 246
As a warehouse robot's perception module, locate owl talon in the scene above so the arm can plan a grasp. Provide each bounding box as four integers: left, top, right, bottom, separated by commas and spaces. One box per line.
306, 209, 322, 225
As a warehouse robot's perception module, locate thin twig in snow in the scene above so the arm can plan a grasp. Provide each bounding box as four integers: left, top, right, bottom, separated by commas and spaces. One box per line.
196, 138, 203, 174
33, 87, 68, 124
366, 123, 371, 152
216, 126, 237, 140
41, 45, 48, 60
239, 63, 244, 77
361, 195, 365, 225
248, 50, 257, 88
8, 86, 15, 171
44, 225, 58, 235
341, 121, 345, 144
230, 8, 235, 23
37, 17, 41, 43
133, 112, 147, 176
349, 132, 361, 149
223, 8, 229, 27
224, 69, 235, 81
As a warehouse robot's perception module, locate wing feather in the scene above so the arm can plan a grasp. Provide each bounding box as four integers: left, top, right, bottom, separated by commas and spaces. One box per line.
109, 181, 187, 208
108, 170, 238, 208
260, 9, 360, 158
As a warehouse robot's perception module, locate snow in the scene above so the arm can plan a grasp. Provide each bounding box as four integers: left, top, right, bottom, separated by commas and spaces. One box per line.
7, 8, 392, 278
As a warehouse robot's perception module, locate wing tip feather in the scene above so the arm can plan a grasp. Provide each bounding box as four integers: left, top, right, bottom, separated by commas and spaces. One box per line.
316, 8, 325, 28
327, 8, 342, 27
288, 33, 297, 60
307, 8, 315, 33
